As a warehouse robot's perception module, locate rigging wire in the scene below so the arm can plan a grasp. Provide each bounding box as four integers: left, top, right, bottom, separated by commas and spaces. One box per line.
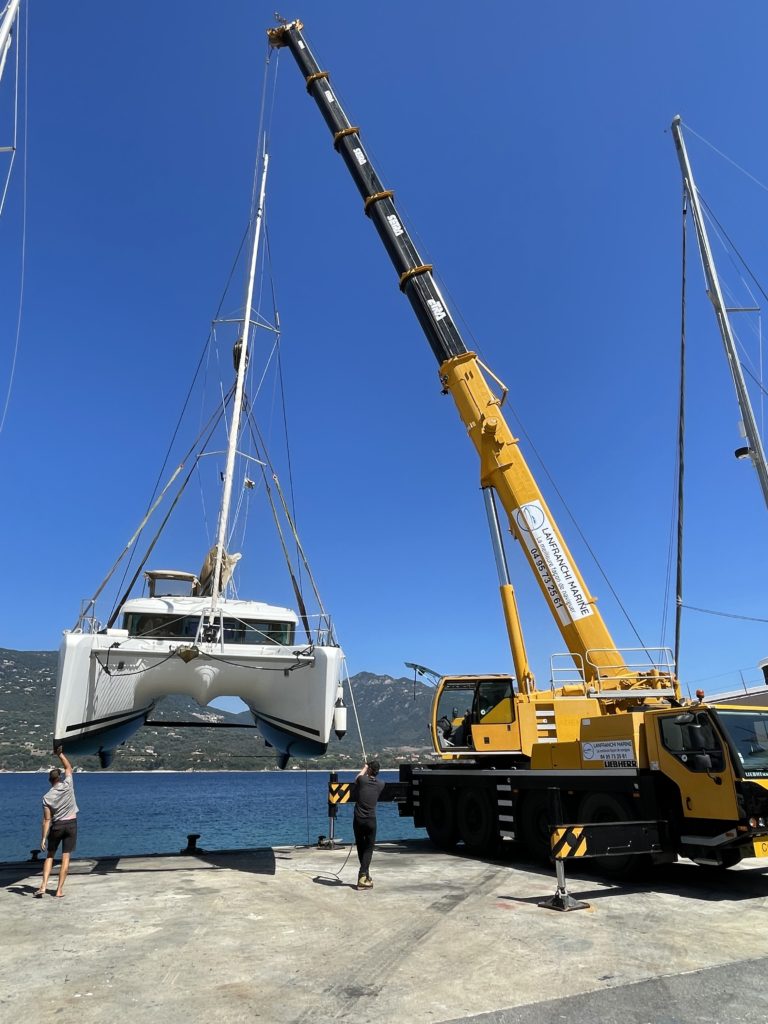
680, 603, 768, 625
697, 196, 768, 399
673, 190, 688, 675
115, 43, 279, 597
684, 122, 768, 197
241, 397, 313, 643
113, 225, 253, 604
105, 392, 234, 626
506, 403, 647, 648
263, 220, 303, 592
245, 397, 333, 634
0, 1, 26, 437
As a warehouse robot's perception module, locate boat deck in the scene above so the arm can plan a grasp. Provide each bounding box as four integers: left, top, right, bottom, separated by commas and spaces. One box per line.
1, 839, 767, 1024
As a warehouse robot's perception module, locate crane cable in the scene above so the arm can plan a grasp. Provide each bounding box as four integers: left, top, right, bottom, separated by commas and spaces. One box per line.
0, 1, 26, 437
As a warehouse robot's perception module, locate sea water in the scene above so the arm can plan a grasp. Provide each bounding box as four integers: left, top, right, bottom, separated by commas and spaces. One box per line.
0, 770, 421, 863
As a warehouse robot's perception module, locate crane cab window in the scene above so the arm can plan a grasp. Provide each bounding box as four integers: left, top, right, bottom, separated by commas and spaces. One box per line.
659, 712, 725, 773
475, 679, 514, 724
716, 709, 768, 778
435, 685, 475, 750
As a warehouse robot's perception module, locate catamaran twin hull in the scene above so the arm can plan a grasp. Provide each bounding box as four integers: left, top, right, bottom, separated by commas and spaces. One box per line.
54, 630, 344, 766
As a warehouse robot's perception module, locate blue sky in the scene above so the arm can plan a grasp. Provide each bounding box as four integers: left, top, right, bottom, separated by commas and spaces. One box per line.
1, 1, 767, 700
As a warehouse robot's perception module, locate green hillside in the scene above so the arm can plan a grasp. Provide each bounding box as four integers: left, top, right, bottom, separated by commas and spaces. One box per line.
0, 649, 434, 771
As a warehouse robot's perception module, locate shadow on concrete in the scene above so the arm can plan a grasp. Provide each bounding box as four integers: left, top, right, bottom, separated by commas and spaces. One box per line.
311, 874, 359, 891
1, 847, 278, 893
494, 856, 768, 905
4, 881, 44, 898
371, 838, 768, 904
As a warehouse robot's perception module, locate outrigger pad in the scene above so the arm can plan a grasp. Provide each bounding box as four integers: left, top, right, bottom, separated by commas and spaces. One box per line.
539, 888, 590, 912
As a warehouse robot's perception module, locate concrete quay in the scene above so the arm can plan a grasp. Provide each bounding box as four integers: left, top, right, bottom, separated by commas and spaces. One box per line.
1, 839, 767, 1024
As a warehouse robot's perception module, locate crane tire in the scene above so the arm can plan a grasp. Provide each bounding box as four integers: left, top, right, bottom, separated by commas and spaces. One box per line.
518, 791, 554, 863
423, 788, 458, 850
457, 788, 496, 853
577, 792, 650, 877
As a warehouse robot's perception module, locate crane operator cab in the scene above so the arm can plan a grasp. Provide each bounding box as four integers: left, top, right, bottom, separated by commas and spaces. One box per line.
432, 675, 521, 758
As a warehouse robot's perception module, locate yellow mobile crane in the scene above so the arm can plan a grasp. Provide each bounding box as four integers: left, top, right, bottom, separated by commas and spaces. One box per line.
270, 19, 768, 868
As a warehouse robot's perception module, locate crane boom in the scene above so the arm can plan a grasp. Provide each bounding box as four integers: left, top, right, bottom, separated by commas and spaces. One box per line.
270, 20, 676, 696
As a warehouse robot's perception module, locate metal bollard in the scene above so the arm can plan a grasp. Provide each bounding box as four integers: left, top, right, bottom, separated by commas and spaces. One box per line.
29, 849, 40, 863
181, 833, 203, 855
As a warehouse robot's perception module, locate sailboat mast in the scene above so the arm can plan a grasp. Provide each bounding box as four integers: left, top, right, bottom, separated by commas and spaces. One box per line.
210, 145, 270, 609
0, 0, 21, 87
671, 115, 768, 512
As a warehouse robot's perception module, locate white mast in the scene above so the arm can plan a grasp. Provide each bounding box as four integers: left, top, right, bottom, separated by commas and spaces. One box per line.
0, 0, 20, 87
671, 115, 768, 512
210, 143, 270, 608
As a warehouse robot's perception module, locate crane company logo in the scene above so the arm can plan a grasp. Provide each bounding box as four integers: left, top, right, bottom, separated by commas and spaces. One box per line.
386, 214, 404, 237
515, 504, 545, 532
513, 500, 593, 626
427, 298, 447, 321
581, 739, 637, 768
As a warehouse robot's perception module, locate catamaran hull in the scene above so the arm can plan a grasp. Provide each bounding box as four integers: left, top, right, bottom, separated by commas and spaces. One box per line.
54, 632, 344, 763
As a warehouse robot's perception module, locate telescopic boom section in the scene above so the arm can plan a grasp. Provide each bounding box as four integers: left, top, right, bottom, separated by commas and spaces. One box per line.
269, 20, 658, 690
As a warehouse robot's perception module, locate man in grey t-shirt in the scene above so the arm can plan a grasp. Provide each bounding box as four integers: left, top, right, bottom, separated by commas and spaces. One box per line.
36, 746, 79, 898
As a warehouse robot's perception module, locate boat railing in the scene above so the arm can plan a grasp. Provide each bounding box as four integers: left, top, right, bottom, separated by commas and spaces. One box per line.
313, 613, 336, 647
75, 600, 104, 634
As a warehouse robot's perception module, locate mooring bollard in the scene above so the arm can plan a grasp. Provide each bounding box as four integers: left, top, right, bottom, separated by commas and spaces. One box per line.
181, 833, 203, 855
29, 849, 40, 863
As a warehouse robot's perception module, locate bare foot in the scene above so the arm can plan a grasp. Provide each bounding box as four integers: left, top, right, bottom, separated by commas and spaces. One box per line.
33, 889, 45, 898
53, 892, 65, 898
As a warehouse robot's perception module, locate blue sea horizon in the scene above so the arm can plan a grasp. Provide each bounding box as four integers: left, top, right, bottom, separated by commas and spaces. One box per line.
0, 770, 421, 863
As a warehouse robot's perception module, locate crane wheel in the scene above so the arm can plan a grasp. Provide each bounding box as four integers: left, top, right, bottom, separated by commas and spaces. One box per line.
577, 792, 650, 877
517, 792, 554, 863
457, 789, 496, 853
423, 788, 458, 850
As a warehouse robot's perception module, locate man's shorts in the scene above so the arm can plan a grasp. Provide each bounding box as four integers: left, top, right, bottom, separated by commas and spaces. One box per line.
48, 818, 77, 855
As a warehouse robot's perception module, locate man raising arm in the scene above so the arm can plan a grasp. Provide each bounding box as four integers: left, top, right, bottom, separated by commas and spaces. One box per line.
36, 746, 79, 898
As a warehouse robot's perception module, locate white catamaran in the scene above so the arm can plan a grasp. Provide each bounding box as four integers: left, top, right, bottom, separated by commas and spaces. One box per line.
53, 135, 347, 768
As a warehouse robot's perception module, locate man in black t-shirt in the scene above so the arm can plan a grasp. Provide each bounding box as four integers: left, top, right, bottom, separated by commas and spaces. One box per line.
352, 758, 384, 890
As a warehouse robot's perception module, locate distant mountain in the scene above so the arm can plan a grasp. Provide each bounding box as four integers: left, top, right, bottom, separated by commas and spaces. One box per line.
0, 648, 434, 771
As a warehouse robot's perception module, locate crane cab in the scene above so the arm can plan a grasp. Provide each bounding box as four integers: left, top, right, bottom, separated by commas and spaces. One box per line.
432, 675, 524, 760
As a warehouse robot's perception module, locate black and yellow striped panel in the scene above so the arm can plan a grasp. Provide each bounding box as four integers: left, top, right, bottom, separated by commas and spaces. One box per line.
551, 826, 588, 859
328, 782, 352, 805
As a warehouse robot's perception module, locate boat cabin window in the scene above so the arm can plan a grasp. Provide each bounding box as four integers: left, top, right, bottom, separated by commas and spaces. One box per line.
123, 613, 199, 639
122, 613, 294, 645
145, 573, 198, 598
221, 618, 294, 645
